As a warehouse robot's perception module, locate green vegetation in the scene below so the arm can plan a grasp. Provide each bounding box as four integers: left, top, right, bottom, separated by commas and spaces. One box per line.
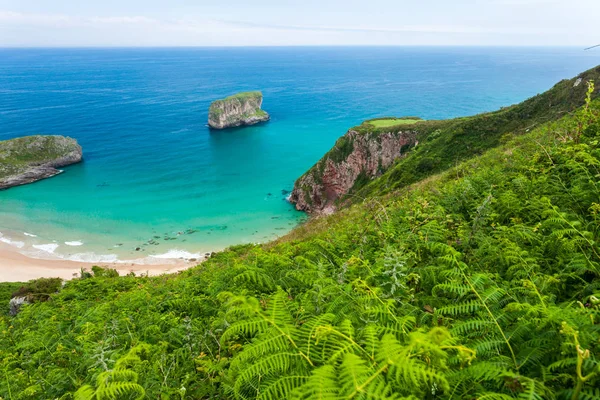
226, 91, 262, 101
349, 66, 600, 205
367, 117, 423, 128
209, 92, 263, 110
253, 109, 268, 118
0, 135, 80, 180
208, 91, 268, 128
1, 77, 600, 399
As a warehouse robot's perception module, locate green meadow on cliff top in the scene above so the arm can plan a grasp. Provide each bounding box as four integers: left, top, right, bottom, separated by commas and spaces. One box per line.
1, 72, 600, 399
367, 117, 423, 128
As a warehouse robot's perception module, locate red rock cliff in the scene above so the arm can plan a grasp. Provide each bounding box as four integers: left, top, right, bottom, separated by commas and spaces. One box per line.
290, 127, 418, 214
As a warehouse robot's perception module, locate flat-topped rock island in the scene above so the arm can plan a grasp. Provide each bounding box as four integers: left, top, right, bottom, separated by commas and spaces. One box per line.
0, 135, 83, 189
208, 91, 270, 129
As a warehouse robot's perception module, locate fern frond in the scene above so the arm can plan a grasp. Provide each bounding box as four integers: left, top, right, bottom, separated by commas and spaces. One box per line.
235, 268, 276, 291
220, 319, 270, 344
73, 385, 95, 400
451, 318, 493, 336
259, 376, 309, 400
291, 365, 339, 400
339, 353, 382, 396
578, 388, 600, 400
95, 381, 145, 400
478, 393, 517, 400
234, 352, 302, 397
438, 300, 481, 316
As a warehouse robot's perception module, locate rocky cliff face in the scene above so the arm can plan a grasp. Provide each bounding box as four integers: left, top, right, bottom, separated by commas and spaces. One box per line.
0, 135, 83, 190
208, 91, 270, 129
290, 127, 419, 214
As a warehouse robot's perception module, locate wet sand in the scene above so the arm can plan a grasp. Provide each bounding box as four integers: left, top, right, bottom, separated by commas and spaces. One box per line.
0, 242, 198, 282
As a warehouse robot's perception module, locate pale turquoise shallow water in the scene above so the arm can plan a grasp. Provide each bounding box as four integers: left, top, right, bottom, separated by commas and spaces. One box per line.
0, 47, 598, 263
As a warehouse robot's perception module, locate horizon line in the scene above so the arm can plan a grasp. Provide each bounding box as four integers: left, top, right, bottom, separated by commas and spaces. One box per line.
0, 44, 595, 49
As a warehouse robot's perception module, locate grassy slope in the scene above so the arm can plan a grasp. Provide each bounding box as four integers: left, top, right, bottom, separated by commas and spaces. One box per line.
1, 91, 599, 398
306, 65, 600, 208
367, 117, 423, 128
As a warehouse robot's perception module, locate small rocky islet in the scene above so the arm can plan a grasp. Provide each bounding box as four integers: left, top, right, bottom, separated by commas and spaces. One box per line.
208, 91, 270, 129
0, 91, 272, 189
0, 135, 83, 190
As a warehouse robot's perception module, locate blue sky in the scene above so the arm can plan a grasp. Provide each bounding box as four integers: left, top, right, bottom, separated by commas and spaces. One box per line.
0, 0, 598, 47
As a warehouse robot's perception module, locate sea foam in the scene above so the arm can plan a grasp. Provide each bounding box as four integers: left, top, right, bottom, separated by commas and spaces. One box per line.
0, 236, 25, 249
65, 241, 84, 246
65, 253, 119, 263
32, 243, 60, 253
150, 249, 203, 260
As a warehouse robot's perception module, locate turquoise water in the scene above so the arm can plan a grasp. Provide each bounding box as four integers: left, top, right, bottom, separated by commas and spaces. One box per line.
1, 47, 598, 262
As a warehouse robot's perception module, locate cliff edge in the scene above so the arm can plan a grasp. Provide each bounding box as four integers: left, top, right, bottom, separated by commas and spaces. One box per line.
290, 118, 421, 214
0, 135, 83, 190
290, 64, 600, 215
208, 91, 270, 129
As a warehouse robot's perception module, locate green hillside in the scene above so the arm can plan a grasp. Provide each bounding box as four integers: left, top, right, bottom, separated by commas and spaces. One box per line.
352, 66, 600, 201
290, 66, 600, 214
1, 79, 599, 399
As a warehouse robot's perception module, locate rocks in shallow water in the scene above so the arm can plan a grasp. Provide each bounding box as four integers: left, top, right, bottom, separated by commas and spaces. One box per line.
208, 91, 270, 129
0, 135, 83, 190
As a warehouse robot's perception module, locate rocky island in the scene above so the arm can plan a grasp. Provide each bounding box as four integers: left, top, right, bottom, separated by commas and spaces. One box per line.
0, 135, 83, 190
208, 91, 270, 129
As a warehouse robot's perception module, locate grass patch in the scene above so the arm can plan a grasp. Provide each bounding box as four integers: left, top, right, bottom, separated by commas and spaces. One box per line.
367, 118, 422, 128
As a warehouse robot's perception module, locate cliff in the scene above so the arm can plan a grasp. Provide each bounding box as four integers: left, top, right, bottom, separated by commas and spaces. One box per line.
208, 91, 270, 129
290, 118, 421, 214
0, 135, 83, 190
291, 65, 600, 214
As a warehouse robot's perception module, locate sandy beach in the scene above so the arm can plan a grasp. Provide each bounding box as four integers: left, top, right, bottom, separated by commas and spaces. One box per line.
0, 241, 198, 282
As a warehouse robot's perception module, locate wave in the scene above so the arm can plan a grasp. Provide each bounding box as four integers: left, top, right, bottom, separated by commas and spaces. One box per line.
0, 236, 25, 249
63, 250, 199, 265
32, 243, 60, 253
1, 227, 203, 266
64, 253, 119, 263
150, 249, 203, 260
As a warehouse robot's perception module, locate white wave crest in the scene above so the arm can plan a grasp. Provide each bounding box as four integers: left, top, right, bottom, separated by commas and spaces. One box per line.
150, 249, 203, 260
64, 253, 119, 263
65, 241, 84, 246
32, 243, 60, 253
0, 236, 25, 248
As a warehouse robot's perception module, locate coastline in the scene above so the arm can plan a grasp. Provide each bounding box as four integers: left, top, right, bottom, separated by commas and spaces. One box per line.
0, 241, 199, 282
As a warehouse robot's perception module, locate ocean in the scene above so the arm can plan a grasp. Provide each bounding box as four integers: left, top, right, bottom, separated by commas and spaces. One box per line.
1, 46, 598, 263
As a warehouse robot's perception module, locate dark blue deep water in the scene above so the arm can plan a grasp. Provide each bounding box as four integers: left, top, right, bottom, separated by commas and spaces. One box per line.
0, 47, 598, 262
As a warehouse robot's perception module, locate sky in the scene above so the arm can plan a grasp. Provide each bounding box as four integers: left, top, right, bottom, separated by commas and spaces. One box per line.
0, 0, 598, 47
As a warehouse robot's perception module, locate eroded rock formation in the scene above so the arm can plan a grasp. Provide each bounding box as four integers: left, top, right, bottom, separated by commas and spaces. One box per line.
290, 127, 419, 214
208, 91, 270, 129
0, 135, 83, 189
